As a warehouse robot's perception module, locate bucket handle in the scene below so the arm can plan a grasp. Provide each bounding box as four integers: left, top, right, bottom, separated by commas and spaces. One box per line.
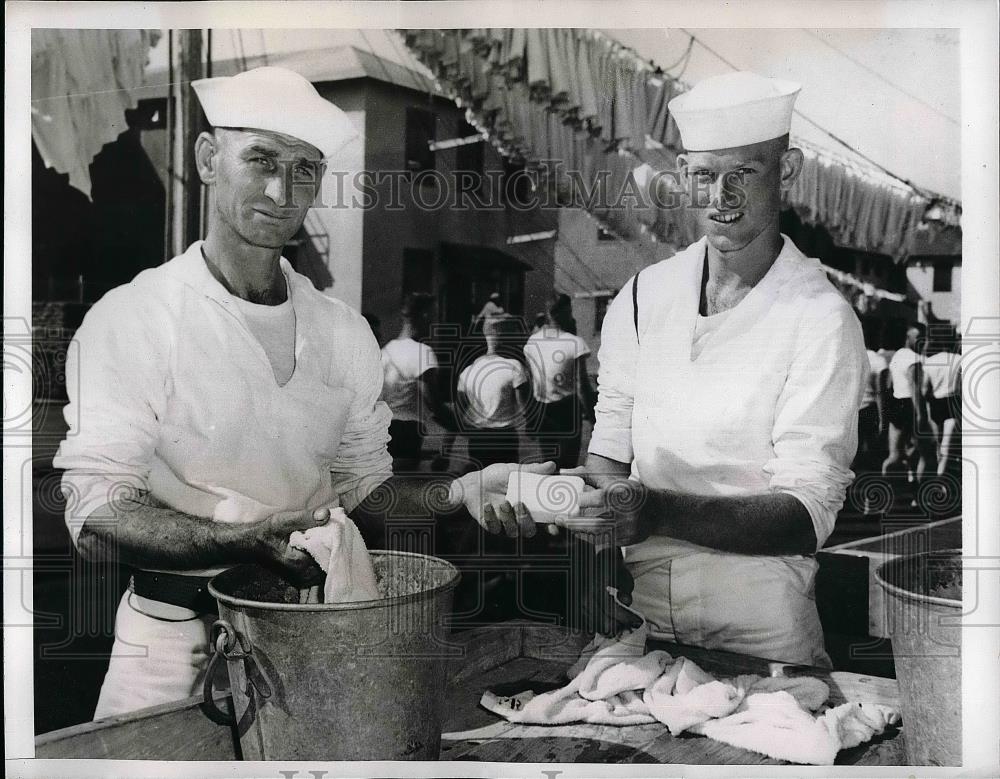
201, 619, 272, 727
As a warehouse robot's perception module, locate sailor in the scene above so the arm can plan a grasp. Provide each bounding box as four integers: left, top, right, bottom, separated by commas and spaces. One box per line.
458, 71, 867, 666
54, 66, 521, 718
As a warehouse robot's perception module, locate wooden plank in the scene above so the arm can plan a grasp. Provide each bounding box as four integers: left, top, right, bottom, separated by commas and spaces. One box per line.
35, 695, 238, 760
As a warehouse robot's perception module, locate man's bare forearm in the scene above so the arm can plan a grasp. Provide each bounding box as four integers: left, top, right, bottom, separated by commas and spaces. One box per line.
641, 489, 817, 555
350, 473, 453, 548
584, 452, 817, 555
76, 493, 256, 570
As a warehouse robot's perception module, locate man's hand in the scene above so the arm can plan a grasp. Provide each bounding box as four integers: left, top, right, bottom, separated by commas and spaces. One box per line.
448, 461, 558, 537
252, 507, 330, 586
574, 542, 643, 636
557, 469, 651, 547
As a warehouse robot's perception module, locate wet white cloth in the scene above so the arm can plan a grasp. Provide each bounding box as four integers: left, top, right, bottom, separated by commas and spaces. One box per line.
288, 508, 379, 602
380, 338, 439, 421
588, 235, 866, 664
480, 624, 899, 765
524, 327, 591, 403
888, 347, 922, 399
457, 355, 528, 429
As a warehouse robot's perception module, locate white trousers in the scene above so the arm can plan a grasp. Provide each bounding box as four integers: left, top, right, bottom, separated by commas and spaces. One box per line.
93, 593, 216, 720
628, 551, 832, 668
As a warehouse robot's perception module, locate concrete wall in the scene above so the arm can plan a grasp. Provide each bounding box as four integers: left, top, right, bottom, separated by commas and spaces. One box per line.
555, 208, 674, 374
906, 259, 962, 323
359, 80, 555, 337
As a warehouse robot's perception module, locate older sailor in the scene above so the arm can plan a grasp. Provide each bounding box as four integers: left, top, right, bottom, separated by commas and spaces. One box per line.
456, 72, 867, 666
54, 66, 522, 718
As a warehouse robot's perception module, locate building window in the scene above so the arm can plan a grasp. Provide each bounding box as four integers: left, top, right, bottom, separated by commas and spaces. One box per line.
402, 248, 434, 297
405, 107, 436, 176
933, 259, 952, 292
455, 119, 484, 175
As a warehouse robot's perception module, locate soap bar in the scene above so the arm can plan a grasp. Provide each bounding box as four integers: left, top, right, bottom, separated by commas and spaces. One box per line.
505, 472, 585, 524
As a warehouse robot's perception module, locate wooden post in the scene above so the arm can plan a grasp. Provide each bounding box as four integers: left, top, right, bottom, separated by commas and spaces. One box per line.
180, 30, 206, 248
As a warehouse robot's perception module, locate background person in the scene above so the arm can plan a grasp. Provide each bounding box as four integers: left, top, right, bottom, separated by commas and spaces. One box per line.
456, 314, 531, 469
379, 292, 446, 469
856, 317, 889, 474
523, 295, 596, 468
882, 322, 936, 489
922, 331, 962, 479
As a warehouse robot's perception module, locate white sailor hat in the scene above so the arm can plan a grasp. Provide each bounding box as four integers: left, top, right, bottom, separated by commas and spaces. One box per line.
191, 66, 358, 159
668, 71, 801, 151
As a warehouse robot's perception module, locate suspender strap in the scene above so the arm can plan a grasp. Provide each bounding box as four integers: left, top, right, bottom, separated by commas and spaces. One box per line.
632, 272, 640, 342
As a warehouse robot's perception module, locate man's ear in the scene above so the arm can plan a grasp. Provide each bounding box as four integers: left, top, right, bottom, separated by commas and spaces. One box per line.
194, 131, 219, 185
779, 147, 804, 191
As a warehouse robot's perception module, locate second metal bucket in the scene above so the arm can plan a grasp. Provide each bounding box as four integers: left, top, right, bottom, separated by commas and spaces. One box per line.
205, 550, 460, 761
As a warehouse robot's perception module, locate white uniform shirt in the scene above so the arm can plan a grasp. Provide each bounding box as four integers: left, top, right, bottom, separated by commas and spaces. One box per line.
922, 351, 960, 399
888, 347, 922, 399
54, 242, 392, 561
862, 350, 889, 407
591, 235, 866, 554
524, 327, 591, 403
457, 355, 528, 429
588, 235, 866, 662
380, 338, 438, 422
232, 293, 296, 386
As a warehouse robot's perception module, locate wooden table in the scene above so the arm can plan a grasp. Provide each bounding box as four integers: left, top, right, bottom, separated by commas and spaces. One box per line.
35, 621, 905, 765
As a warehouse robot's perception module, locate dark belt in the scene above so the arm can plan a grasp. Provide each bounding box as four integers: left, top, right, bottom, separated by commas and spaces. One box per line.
130, 570, 218, 615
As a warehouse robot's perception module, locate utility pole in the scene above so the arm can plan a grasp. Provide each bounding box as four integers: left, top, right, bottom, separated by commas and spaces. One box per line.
166, 29, 207, 258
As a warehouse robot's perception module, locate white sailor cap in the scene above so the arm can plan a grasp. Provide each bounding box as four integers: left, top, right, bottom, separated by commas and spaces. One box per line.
191, 66, 358, 159
668, 71, 801, 151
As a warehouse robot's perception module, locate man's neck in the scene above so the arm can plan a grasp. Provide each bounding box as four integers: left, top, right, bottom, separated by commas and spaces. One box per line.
398, 323, 418, 341
201, 227, 286, 305
701, 225, 783, 315
705, 225, 784, 289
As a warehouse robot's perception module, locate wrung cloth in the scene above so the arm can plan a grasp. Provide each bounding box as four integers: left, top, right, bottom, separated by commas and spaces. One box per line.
288, 507, 379, 603
475, 621, 899, 765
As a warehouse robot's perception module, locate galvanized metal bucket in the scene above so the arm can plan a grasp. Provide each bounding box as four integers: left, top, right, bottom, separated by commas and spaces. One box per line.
204, 550, 460, 761
875, 549, 962, 766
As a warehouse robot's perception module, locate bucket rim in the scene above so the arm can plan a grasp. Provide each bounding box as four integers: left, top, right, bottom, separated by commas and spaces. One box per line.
207, 549, 461, 612
873, 548, 963, 609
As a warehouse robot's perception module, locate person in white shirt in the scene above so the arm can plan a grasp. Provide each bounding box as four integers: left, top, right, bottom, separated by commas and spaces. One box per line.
53, 67, 512, 719
882, 322, 936, 484
455, 72, 867, 666
457, 315, 530, 468
921, 333, 961, 477
856, 319, 890, 473
380, 293, 443, 468
523, 296, 596, 468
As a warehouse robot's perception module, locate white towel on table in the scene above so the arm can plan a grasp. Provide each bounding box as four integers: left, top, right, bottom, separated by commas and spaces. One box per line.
288, 507, 379, 602
478, 618, 900, 765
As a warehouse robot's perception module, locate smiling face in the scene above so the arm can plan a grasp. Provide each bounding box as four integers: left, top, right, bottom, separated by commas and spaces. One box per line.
197, 127, 325, 250
679, 135, 801, 254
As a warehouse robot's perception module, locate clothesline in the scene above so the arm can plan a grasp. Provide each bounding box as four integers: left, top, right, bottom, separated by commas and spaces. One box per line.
401, 28, 960, 263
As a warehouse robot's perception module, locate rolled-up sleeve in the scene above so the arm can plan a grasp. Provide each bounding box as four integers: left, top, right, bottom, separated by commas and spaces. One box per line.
330, 319, 393, 512
764, 305, 867, 550
52, 289, 169, 545
588, 279, 639, 464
